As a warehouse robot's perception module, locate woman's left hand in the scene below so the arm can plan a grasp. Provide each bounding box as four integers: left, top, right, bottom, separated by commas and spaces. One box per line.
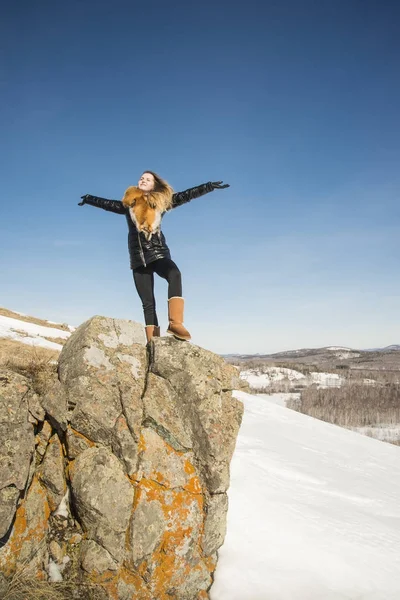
211, 181, 230, 189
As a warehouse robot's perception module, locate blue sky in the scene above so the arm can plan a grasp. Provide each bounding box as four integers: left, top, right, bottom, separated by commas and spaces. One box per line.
1, 0, 399, 354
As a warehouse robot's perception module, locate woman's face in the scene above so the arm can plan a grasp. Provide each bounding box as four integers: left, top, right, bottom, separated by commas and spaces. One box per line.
138, 172, 155, 192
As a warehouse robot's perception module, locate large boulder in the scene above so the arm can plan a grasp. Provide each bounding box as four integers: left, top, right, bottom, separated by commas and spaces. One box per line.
0, 316, 243, 599
0, 370, 35, 542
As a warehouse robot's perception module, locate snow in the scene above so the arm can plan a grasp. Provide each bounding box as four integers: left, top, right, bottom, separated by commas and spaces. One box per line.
327, 346, 352, 351
241, 367, 344, 389
47, 559, 63, 582
47, 556, 70, 582
53, 490, 70, 518
47, 320, 76, 332
310, 371, 344, 388
334, 351, 361, 359
241, 367, 306, 389
0, 315, 71, 351
212, 391, 400, 600
256, 392, 300, 407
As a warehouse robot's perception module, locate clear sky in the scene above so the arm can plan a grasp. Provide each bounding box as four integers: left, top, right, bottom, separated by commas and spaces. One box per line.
1, 0, 399, 354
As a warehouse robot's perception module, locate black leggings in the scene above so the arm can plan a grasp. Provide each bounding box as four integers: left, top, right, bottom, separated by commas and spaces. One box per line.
132, 258, 182, 326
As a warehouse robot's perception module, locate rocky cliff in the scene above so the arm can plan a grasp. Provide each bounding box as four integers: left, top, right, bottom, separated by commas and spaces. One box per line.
0, 317, 243, 599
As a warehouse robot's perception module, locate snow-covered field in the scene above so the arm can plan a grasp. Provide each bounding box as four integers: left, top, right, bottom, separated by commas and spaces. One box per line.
212, 391, 400, 600
256, 391, 300, 408
241, 366, 344, 389
0, 315, 73, 351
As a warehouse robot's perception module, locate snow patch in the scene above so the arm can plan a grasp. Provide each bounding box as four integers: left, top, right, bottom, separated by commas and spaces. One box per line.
310, 371, 344, 388
0, 315, 70, 351
326, 346, 352, 351
53, 490, 70, 518
240, 367, 305, 389
241, 367, 345, 389
47, 559, 63, 582
334, 351, 361, 359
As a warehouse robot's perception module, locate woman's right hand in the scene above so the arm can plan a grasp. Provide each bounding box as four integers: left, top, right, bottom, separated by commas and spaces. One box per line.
78, 194, 90, 206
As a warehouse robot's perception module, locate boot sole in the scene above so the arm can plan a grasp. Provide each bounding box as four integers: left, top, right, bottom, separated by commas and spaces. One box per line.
166, 329, 191, 341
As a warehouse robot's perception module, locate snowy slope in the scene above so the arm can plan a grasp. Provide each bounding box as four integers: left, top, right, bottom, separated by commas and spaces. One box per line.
212, 392, 400, 600
0, 315, 72, 351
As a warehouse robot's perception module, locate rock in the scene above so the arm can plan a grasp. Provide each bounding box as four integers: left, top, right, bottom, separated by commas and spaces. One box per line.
143, 373, 192, 451
58, 316, 147, 475
40, 379, 68, 430
38, 434, 66, 512
65, 425, 94, 459
35, 420, 53, 458
0, 476, 50, 576
0, 487, 20, 540
68, 532, 82, 545
0, 370, 35, 539
80, 539, 118, 574
28, 392, 46, 422
0, 316, 243, 599
49, 539, 64, 563
70, 446, 134, 563
150, 338, 244, 493
128, 493, 166, 566
202, 493, 229, 555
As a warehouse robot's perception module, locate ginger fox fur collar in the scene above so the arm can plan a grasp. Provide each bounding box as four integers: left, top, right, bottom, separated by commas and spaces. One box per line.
122, 185, 173, 240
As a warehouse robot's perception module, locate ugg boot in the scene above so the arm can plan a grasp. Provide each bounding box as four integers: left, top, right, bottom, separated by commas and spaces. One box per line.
145, 325, 157, 343
167, 297, 191, 341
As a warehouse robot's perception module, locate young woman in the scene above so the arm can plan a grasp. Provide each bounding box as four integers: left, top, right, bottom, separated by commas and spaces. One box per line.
79, 172, 229, 342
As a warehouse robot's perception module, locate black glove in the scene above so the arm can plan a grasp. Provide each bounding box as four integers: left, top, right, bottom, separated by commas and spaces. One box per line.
78, 194, 90, 206
211, 181, 230, 189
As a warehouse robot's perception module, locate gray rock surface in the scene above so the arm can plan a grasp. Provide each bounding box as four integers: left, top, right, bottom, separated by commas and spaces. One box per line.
38, 434, 66, 512
70, 445, 134, 563
0, 370, 35, 538
58, 316, 147, 475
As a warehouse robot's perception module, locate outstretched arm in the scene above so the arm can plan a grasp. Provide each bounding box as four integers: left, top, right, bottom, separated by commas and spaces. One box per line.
78, 194, 126, 215
169, 181, 229, 210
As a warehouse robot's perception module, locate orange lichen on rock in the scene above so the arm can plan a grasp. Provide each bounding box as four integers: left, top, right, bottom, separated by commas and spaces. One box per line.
137, 431, 147, 454
89, 567, 151, 600
88, 568, 117, 584
203, 553, 218, 572
119, 568, 152, 599
131, 477, 207, 598
0, 476, 50, 577
68, 426, 96, 446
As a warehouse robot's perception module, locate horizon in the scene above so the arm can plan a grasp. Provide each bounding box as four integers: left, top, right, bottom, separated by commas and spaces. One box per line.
1, 305, 398, 357
2, 0, 400, 354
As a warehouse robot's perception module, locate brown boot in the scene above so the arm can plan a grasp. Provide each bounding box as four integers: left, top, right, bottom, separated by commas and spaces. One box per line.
167, 297, 191, 341
145, 325, 157, 343
153, 326, 160, 337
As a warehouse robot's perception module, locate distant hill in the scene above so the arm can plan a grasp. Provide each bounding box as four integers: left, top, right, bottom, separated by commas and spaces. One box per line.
224, 344, 400, 371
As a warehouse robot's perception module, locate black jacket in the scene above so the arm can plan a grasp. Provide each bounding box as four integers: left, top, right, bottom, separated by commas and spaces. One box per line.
83, 182, 214, 270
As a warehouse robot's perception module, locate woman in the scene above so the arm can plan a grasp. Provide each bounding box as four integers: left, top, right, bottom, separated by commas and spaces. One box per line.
79, 172, 229, 342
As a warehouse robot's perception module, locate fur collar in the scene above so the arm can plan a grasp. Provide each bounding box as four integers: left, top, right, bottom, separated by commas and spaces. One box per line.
122, 187, 163, 240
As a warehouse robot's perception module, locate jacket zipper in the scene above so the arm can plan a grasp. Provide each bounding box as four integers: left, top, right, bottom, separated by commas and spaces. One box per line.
137, 232, 146, 267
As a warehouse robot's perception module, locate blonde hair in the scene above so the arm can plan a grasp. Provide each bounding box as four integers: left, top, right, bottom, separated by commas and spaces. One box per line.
141, 170, 174, 212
